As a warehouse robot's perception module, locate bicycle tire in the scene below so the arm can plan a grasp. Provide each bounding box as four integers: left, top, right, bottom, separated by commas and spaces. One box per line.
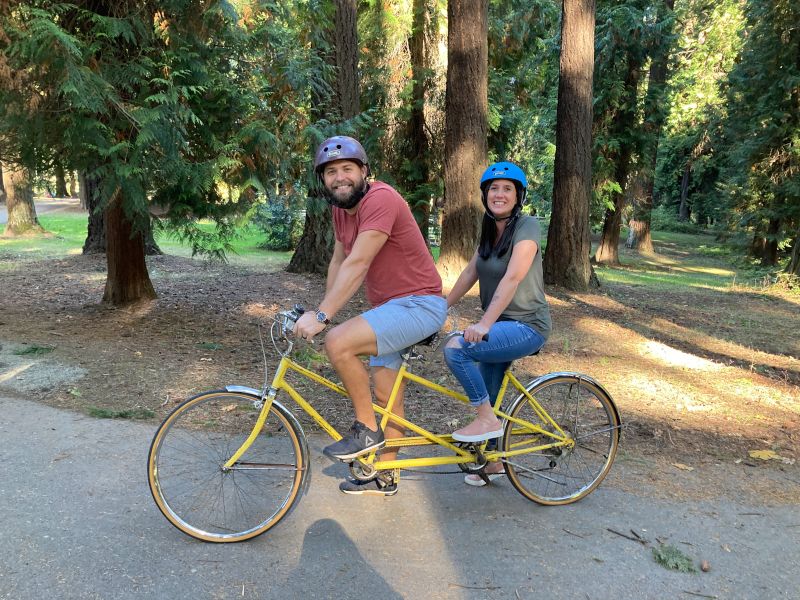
148, 390, 309, 542
501, 373, 620, 505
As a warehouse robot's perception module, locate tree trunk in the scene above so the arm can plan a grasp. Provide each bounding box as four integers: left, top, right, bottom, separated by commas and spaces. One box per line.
750, 231, 766, 260
594, 203, 624, 265
785, 234, 800, 276
762, 217, 780, 266
54, 163, 68, 198
68, 171, 78, 197
678, 162, 691, 221
543, 0, 597, 291
626, 217, 652, 252
1, 163, 45, 236
102, 189, 157, 305
334, 0, 359, 119
406, 0, 432, 241
82, 171, 106, 254
288, 0, 359, 274
81, 170, 161, 256
438, 0, 488, 281
629, 0, 675, 253
594, 57, 642, 266
78, 171, 89, 209
0, 162, 6, 204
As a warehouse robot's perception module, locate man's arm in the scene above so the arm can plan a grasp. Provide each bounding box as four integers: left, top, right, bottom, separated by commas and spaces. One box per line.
318, 229, 388, 318
294, 229, 388, 340
326, 241, 346, 295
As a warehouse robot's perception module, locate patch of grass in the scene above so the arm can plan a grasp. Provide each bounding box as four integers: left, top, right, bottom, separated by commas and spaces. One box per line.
87, 406, 155, 420
596, 266, 734, 291
155, 222, 292, 269
0, 215, 86, 260
197, 342, 223, 351
0, 213, 292, 269
291, 345, 329, 370
13, 345, 54, 356
652, 544, 697, 573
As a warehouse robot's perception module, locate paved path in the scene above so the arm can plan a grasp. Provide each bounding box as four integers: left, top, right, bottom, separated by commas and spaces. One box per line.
0, 197, 84, 225
0, 395, 798, 599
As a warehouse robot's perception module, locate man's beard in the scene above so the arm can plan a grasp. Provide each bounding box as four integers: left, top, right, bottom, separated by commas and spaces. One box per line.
323, 179, 370, 209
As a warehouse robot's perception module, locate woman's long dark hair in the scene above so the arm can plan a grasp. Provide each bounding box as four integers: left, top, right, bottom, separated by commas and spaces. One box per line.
478, 186, 524, 259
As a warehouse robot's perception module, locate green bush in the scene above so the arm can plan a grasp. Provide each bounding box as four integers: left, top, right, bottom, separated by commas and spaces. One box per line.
252, 196, 304, 251
650, 205, 703, 234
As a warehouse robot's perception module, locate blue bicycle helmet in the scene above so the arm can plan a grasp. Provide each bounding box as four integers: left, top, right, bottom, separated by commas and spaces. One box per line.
479, 162, 528, 215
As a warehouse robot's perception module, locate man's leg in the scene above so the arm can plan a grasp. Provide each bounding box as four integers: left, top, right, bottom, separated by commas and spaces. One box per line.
321, 315, 390, 461
372, 366, 407, 462
324, 315, 379, 429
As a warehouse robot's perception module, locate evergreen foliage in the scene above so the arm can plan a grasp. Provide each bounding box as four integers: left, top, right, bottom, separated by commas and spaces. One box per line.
715, 0, 799, 262
1, 0, 796, 274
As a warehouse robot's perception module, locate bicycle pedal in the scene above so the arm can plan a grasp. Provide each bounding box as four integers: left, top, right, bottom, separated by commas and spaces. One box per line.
476, 471, 493, 486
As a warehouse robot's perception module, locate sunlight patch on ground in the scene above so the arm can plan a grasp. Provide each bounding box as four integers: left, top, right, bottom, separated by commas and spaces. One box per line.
681, 265, 736, 277
0, 362, 34, 384
646, 317, 800, 371
598, 268, 736, 292
729, 378, 799, 408
639, 340, 723, 371
625, 374, 713, 411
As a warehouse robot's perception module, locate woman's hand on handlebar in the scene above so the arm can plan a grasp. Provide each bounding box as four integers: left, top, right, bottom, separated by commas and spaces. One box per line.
463, 322, 490, 343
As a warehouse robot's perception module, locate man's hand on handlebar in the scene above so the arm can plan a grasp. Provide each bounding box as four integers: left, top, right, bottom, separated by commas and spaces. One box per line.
293, 312, 325, 342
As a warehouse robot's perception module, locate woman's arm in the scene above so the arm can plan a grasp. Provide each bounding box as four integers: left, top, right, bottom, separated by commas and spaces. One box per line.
462, 240, 537, 342
446, 251, 480, 308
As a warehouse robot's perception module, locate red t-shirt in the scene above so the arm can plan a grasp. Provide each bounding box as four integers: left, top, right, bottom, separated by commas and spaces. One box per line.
332, 181, 442, 307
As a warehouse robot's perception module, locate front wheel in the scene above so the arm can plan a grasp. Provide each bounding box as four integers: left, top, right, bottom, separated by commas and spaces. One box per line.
501, 373, 620, 505
147, 390, 309, 542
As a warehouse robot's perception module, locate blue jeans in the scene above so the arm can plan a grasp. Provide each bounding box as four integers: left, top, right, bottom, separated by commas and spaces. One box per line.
443, 320, 545, 406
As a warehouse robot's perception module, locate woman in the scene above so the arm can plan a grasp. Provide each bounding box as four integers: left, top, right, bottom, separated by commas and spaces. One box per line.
445, 162, 551, 486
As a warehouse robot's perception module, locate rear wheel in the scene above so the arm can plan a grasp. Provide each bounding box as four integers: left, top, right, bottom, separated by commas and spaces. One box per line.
148, 390, 308, 542
501, 374, 620, 505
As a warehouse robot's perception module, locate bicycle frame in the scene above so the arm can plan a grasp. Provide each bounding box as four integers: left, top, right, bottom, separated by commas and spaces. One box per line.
223, 348, 574, 474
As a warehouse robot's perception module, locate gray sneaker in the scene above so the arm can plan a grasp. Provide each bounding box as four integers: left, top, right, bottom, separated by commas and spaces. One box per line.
323, 421, 385, 461
339, 471, 398, 496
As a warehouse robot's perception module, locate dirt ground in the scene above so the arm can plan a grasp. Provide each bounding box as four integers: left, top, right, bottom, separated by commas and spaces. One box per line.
1, 236, 798, 506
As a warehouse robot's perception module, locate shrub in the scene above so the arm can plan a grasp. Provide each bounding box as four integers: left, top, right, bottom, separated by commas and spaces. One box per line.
252, 195, 305, 251
650, 205, 703, 234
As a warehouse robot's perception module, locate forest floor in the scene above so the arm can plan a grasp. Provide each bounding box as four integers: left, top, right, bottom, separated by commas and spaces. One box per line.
1, 223, 798, 506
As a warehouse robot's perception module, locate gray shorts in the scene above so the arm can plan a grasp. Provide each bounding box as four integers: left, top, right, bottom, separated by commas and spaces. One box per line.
361, 295, 448, 370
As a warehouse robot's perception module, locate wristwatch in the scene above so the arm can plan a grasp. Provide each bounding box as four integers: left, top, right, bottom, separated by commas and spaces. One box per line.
315, 310, 331, 325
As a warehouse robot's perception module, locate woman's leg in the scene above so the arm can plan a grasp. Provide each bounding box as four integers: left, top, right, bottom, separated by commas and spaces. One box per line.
443, 321, 545, 441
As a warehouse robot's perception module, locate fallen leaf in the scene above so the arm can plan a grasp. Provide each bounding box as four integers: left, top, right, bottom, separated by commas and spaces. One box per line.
672, 462, 694, 471
749, 449, 778, 460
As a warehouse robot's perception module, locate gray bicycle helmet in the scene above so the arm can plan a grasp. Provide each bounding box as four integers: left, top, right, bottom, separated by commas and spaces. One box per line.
313, 136, 369, 174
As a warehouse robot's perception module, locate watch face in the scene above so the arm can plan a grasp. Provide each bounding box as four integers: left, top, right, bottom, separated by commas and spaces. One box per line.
316, 311, 328, 323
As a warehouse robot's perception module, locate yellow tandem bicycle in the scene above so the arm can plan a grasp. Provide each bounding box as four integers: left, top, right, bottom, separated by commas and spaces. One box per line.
147, 306, 622, 542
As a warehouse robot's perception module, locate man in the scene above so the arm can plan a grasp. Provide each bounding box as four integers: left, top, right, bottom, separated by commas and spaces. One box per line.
294, 136, 446, 495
